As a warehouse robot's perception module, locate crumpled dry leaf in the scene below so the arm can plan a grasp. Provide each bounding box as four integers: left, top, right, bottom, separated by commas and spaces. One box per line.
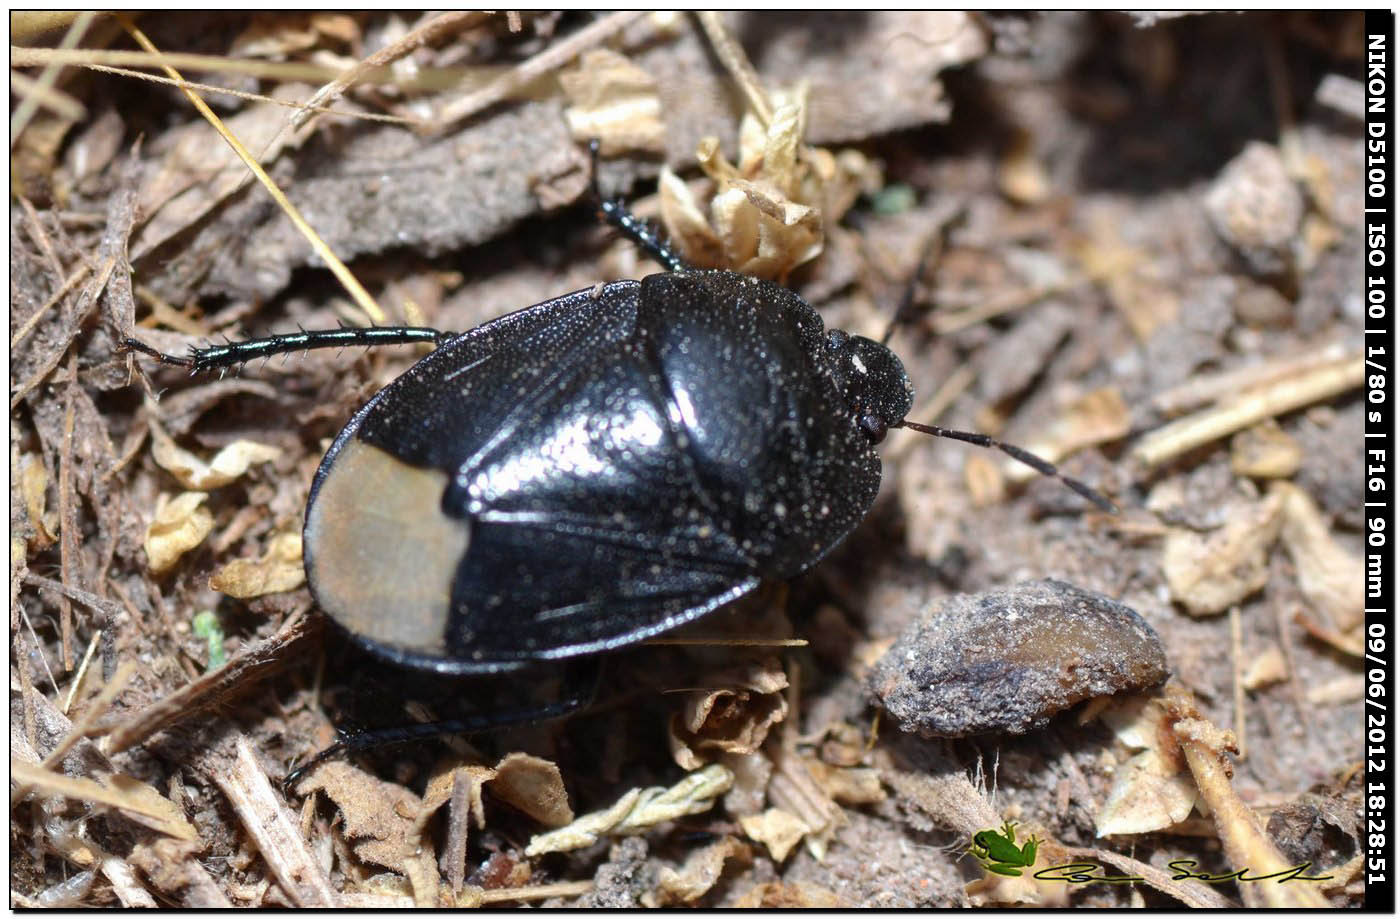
150, 421, 281, 490
209, 531, 304, 598
1230, 419, 1303, 478
422, 760, 496, 832
648, 835, 752, 906
525, 763, 733, 857
738, 807, 809, 862
1272, 480, 1363, 633
144, 491, 214, 574
420, 752, 571, 833
489, 752, 573, 828
669, 658, 789, 769
765, 748, 840, 861
18, 449, 57, 547
1096, 748, 1198, 837
719, 750, 773, 817
296, 760, 423, 874
560, 48, 665, 156
965, 850, 1070, 908
1095, 694, 1197, 836
229, 12, 358, 58
1161, 490, 1284, 616
1241, 643, 1288, 690
1305, 675, 1363, 705
659, 83, 880, 280
804, 760, 885, 806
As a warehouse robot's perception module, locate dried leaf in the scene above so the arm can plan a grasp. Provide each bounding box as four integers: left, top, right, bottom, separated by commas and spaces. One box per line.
719, 750, 773, 817
144, 491, 213, 574
658, 83, 879, 280
765, 749, 841, 861
1230, 419, 1302, 478
150, 422, 281, 490
1096, 749, 1198, 836
525, 763, 733, 856
296, 760, 422, 874
1096, 694, 1197, 837
738, 808, 809, 862
11, 761, 197, 840
999, 130, 1049, 205
209, 531, 304, 598
966, 850, 1070, 908
559, 48, 665, 156
133, 83, 313, 258
490, 752, 573, 828
650, 836, 751, 906
1161, 491, 1284, 616
419, 751, 573, 855
805, 760, 886, 806
229, 12, 356, 58
669, 659, 789, 768
1273, 481, 1363, 632
1241, 644, 1288, 690
18, 450, 57, 547
102, 774, 201, 841
1305, 675, 1363, 705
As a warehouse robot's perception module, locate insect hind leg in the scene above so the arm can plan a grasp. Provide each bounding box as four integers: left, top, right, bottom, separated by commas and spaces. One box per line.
282, 657, 602, 791
124, 326, 450, 375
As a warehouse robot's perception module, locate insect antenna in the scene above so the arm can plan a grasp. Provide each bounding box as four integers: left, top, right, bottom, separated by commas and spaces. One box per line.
123, 326, 451, 375
896, 419, 1117, 513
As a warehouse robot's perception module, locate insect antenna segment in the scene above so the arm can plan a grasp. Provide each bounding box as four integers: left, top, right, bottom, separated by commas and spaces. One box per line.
897, 419, 1117, 513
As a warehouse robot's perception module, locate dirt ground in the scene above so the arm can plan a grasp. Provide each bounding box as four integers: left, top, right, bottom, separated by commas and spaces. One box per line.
10, 11, 1367, 908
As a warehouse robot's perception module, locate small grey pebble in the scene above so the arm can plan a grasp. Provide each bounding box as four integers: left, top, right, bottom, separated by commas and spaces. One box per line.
868, 579, 1169, 737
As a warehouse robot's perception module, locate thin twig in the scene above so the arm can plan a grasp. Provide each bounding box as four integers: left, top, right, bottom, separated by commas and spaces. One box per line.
11, 263, 90, 352
63, 629, 103, 715
283, 10, 490, 140
58, 363, 78, 670
117, 15, 388, 325
435, 11, 647, 127
76, 62, 422, 127
1132, 350, 1362, 468
8, 69, 86, 121
10, 11, 96, 145
695, 11, 773, 126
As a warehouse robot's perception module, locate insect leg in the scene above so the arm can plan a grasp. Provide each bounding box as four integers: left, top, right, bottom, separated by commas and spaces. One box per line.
586, 138, 691, 273
899, 420, 1117, 513
879, 206, 967, 346
282, 658, 602, 790
124, 326, 450, 375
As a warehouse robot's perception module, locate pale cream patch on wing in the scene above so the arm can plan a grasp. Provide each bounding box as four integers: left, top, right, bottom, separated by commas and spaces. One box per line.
304, 438, 469, 655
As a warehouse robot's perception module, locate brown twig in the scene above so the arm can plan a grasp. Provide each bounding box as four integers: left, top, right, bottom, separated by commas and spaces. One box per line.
434, 11, 647, 128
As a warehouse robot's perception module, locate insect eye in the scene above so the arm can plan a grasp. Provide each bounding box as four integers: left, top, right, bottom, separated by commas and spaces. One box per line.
859, 413, 887, 444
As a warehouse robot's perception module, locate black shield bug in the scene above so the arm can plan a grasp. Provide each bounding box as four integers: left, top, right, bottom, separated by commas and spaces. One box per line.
126, 143, 1112, 769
